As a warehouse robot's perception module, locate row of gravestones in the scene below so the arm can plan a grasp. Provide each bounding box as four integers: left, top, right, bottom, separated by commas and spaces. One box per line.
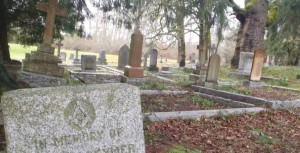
59, 50, 107, 64
199, 49, 265, 88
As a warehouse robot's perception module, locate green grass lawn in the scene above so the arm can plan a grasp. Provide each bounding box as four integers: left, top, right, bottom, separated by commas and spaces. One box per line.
9, 43, 179, 67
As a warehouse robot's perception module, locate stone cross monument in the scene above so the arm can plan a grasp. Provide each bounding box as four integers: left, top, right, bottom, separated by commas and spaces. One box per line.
19, 0, 68, 87
56, 41, 63, 57
37, 0, 67, 46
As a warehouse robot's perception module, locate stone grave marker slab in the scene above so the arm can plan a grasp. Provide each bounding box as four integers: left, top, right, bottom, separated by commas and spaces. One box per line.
206, 54, 221, 83
237, 52, 254, 74
250, 50, 265, 81
1, 84, 145, 153
69, 53, 74, 60
148, 49, 158, 71
59, 52, 66, 61
81, 55, 96, 71
117, 45, 130, 70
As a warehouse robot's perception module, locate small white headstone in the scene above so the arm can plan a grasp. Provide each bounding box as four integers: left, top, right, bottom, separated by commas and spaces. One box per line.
1, 84, 145, 153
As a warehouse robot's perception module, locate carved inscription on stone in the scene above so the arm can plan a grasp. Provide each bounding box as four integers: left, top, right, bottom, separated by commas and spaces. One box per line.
64, 99, 96, 130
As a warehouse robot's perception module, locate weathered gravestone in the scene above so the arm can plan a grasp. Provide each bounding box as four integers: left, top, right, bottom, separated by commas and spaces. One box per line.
69, 53, 74, 60
1, 84, 145, 153
143, 52, 149, 70
81, 55, 96, 71
56, 41, 63, 57
18, 0, 67, 87
237, 52, 254, 74
98, 50, 108, 65
121, 29, 144, 85
59, 52, 66, 61
73, 47, 81, 64
243, 50, 265, 88
117, 45, 130, 70
205, 54, 221, 88
148, 49, 158, 71
250, 50, 265, 81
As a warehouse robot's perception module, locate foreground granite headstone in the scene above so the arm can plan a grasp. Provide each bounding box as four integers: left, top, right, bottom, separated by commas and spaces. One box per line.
1, 84, 145, 153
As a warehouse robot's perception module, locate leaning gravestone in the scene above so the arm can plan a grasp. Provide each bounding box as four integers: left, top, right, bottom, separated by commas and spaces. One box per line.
59, 52, 66, 61
1, 84, 145, 153
206, 54, 221, 84
243, 50, 265, 88
148, 49, 158, 71
117, 45, 130, 70
250, 50, 265, 81
81, 55, 96, 71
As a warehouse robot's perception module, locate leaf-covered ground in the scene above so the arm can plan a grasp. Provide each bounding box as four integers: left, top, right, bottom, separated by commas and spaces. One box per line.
141, 93, 230, 113
145, 109, 300, 153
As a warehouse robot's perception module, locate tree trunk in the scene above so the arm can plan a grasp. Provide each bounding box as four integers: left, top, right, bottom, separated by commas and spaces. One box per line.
177, 0, 186, 67
231, 0, 268, 68
0, 0, 11, 62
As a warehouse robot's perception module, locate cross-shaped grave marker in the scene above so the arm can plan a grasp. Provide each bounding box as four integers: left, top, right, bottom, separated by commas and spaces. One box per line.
36, 0, 67, 46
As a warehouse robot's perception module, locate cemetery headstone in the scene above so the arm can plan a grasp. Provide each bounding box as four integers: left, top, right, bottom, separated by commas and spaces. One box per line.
59, 52, 66, 61
237, 52, 254, 74
122, 29, 144, 85
73, 47, 81, 64
148, 49, 159, 71
250, 50, 265, 81
117, 45, 130, 70
297, 74, 300, 80
160, 55, 163, 63
69, 53, 74, 60
1, 83, 145, 153
205, 54, 221, 88
143, 52, 149, 70
98, 50, 108, 65
56, 41, 63, 57
81, 55, 97, 71
243, 50, 265, 88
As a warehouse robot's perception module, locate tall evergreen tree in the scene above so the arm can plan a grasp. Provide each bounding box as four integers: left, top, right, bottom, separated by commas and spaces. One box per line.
228, 0, 279, 68
267, 0, 300, 66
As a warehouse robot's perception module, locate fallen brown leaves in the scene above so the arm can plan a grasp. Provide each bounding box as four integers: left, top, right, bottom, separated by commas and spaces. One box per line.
145, 109, 300, 153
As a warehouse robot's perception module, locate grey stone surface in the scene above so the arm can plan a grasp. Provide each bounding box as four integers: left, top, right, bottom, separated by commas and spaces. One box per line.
140, 90, 188, 95
1, 84, 145, 153
148, 49, 158, 71
237, 52, 254, 74
69, 53, 74, 60
191, 85, 272, 107
243, 80, 264, 88
144, 107, 266, 122
189, 73, 206, 85
81, 55, 97, 71
98, 50, 107, 65
117, 45, 130, 70
204, 82, 218, 89
121, 76, 145, 85
17, 71, 67, 88
206, 54, 221, 83
59, 52, 66, 61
